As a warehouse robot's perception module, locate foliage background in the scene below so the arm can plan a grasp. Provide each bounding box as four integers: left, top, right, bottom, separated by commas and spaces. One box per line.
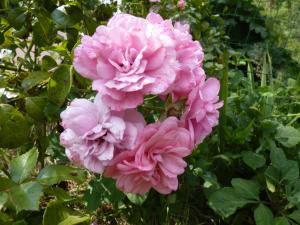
0, 0, 300, 224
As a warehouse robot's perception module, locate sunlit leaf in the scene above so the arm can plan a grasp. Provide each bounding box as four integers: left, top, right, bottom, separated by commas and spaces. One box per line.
10, 148, 39, 183
276, 125, 300, 148
9, 181, 43, 213
37, 165, 86, 185
22, 71, 51, 91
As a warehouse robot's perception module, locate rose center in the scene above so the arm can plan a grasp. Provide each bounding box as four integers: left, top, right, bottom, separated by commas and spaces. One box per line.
109, 47, 140, 73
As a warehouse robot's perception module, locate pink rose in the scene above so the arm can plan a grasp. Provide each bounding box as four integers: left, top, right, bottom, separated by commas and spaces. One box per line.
60, 94, 145, 173
74, 13, 178, 111
149, 0, 160, 2
105, 117, 192, 194
181, 77, 223, 145
177, 0, 186, 10
146, 13, 204, 101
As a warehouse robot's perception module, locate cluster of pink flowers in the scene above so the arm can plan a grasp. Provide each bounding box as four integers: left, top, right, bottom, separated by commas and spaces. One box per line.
60, 12, 222, 195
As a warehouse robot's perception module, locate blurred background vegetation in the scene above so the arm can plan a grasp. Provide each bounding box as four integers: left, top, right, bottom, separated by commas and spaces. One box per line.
0, 0, 299, 224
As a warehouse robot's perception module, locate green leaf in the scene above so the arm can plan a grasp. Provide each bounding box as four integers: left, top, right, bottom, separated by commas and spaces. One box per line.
242, 151, 266, 170
288, 210, 300, 223
66, 28, 78, 51
43, 201, 69, 225
10, 148, 39, 183
22, 71, 51, 91
0, 177, 15, 191
231, 178, 260, 200
12, 220, 27, 225
269, 148, 299, 183
276, 125, 300, 148
254, 204, 274, 225
51, 5, 82, 27
7, 8, 26, 29
51, 8, 71, 27
84, 177, 125, 210
48, 65, 73, 106
265, 166, 280, 184
208, 187, 252, 218
43, 102, 61, 121
33, 13, 55, 47
45, 187, 73, 202
0, 192, 8, 209
264, 166, 280, 192
58, 216, 89, 225
0, 104, 30, 148
274, 217, 289, 225
126, 193, 148, 206
0, 211, 12, 224
281, 160, 299, 182
84, 16, 97, 35
43, 201, 89, 225
37, 165, 86, 185
45, 132, 67, 160
270, 148, 287, 169
25, 97, 48, 121
9, 181, 43, 212
13, 26, 29, 39
41, 56, 57, 71
266, 178, 276, 193
287, 180, 300, 204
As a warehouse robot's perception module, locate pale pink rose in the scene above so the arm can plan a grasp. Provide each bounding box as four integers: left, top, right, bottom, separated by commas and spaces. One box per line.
146, 13, 204, 101
149, 0, 160, 2
74, 13, 178, 111
60, 94, 145, 173
177, 0, 186, 10
105, 117, 192, 194
181, 77, 223, 145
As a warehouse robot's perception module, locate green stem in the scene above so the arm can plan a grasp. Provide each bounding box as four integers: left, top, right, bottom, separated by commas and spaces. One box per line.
247, 61, 255, 92
270, 113, 300, 118
37, 123, 47, 167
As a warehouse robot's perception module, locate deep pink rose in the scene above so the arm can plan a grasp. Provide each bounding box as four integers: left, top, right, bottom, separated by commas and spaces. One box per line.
177, 0, 186, 10
181, 77, 223, 145
105, 117, 192, 194
146, 13, 204, 101
74, 13, 178, 111
60, 94, 145, 173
